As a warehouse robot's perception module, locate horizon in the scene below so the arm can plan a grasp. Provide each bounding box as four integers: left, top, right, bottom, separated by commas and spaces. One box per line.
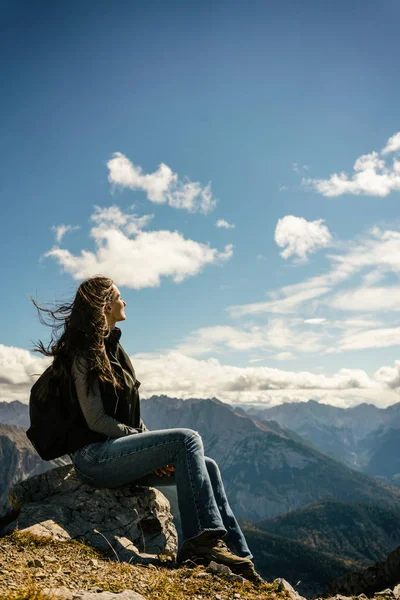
2, 1, 400, 409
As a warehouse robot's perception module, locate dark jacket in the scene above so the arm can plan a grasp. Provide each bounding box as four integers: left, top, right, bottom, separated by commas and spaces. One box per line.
65, 327, 144, 455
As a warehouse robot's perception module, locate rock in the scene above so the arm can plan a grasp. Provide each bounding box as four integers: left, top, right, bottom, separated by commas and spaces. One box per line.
207, 560, 246, 583
194, 571, 211, 578
40, 587, 146, 600
375, 591, 395, 597
208, 561, 232, 575
393, 585, 400, 598
274, 578, 307, 600
5, 464, 178, 565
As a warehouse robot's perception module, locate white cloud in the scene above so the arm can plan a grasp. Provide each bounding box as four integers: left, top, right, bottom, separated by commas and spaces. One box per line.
42, 205, 233, 289
305, 131, 400, 197
228, 285, 331, 317
51, 224, 80, 243
0, 343, 51, 402
330, 286, 400, 312
382, 132, 400, 155
374, 360, 400, 389
333, 325, 400, 352
275, 215, 332, 261
216, 219, 235, 229
304, 318, 327, 324
107, 152, 217, 214
175, 318, 326, 357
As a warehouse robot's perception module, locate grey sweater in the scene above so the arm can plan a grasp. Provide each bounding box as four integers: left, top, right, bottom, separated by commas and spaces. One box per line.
69, 357, 146, 460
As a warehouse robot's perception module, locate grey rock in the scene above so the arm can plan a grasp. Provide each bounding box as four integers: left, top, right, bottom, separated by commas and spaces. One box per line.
6, 464, 178, 565
207, 560, 246, 583
274, 577, 307, 600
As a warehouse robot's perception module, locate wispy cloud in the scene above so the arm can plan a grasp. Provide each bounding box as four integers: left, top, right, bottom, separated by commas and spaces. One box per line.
292, 163, 309, 173
304, 130, 400, 197
51, 224, 80, 243
175, 318, 326, 357
272, 351, 297, 361
107, 152, 217, 214
275, 215, 333, 261
331, 325, 400, 352
229, 225, 400, 317
42, 205, 232, 288
329, 286, 400, 312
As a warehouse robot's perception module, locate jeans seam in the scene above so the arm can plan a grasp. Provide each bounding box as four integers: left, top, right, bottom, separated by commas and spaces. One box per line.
184, 435, 202, 534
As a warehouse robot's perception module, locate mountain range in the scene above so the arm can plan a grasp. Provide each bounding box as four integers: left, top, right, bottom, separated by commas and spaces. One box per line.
242, 399, 400, 484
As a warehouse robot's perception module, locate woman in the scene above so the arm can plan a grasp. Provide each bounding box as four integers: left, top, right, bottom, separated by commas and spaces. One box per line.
30, 275, 264, 585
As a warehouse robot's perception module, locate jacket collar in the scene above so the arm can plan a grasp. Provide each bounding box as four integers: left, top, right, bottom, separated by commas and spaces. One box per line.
104, 327, 122, 354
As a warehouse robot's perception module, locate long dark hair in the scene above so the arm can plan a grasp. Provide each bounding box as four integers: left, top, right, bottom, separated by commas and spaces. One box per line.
29, 275, 123, 395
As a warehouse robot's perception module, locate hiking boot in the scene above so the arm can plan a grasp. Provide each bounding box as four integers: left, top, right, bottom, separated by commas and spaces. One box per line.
176, 531, 252, 573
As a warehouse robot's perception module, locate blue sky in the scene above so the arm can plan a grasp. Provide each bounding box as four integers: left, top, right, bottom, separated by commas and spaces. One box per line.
2, 0, 400, 408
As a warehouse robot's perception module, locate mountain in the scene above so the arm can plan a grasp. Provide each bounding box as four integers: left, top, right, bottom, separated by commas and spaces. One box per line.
140, 396, 400, 521
0, 400, 30, 429
256, 499, 400, 565
243, 400, 400, 478
363, 426, 400, 482
0, 423, 70, 515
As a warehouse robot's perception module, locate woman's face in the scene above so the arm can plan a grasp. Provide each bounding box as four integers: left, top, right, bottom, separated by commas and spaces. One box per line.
105, 284, 127, 325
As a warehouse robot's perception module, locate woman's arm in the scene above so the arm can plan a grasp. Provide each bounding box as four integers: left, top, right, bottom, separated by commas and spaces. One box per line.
72, 356, 140, 438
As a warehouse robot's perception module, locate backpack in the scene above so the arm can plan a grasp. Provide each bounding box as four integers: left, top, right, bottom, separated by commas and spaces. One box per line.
26, 363, 78, 460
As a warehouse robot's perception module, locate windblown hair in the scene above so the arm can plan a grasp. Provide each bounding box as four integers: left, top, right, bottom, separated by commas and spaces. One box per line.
29, 275, 123, 395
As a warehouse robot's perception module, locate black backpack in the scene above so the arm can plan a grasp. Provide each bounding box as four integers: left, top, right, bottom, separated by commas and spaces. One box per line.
26, 364, 78, 460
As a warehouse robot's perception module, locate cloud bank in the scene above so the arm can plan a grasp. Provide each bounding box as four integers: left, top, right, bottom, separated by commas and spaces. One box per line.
2, 342, 399, 409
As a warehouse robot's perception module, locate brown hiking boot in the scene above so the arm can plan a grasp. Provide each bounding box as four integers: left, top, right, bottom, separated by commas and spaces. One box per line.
176, 531, 252, 573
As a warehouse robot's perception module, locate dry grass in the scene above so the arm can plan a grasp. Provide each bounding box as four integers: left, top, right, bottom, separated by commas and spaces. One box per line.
0, 530, 285, 600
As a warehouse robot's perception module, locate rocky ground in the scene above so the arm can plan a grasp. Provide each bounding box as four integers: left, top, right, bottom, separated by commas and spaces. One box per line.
0, 529, 285, 600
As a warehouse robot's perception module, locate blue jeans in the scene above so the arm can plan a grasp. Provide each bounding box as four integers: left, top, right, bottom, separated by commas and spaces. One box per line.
71, 427, 252, 560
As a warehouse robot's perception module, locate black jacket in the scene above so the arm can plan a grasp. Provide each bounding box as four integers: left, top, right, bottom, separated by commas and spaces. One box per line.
65, 327, 144, 455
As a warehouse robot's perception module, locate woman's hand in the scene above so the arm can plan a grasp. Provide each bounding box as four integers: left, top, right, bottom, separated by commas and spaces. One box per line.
152, 464, 175, 477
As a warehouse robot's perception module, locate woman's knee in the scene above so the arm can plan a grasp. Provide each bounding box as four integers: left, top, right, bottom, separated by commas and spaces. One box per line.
205, 456, 219, 473
174, 428, 204, 454
170, 427, 202, 442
